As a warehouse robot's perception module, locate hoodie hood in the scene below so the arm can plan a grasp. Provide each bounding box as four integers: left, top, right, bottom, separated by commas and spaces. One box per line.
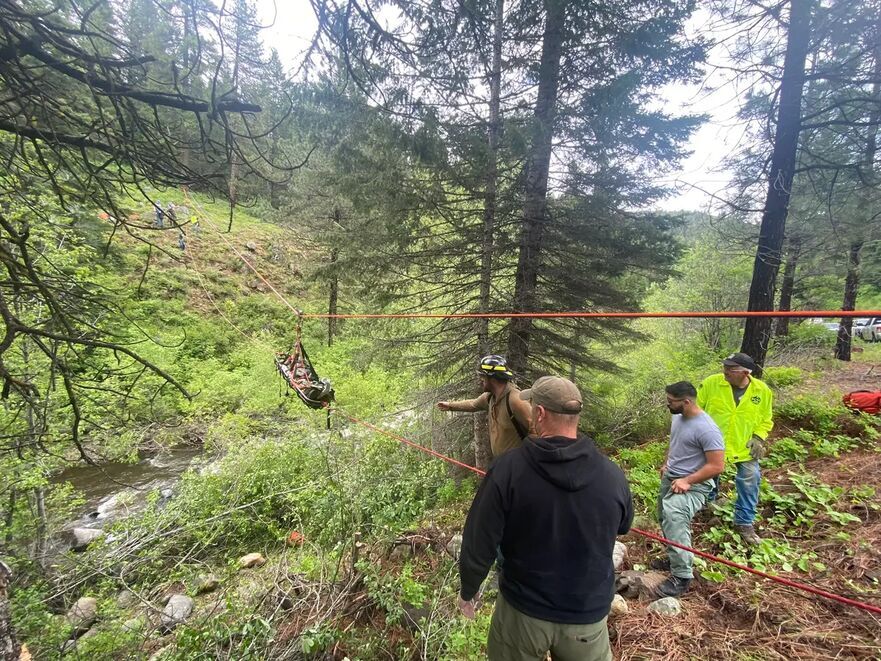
523, 434, 597, 491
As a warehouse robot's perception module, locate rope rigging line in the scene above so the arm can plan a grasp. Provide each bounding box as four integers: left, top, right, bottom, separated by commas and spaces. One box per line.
186, 197, 881, 619
299, 310, 881, 319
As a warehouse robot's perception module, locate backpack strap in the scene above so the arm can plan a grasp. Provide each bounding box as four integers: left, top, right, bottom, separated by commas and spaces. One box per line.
505, 391, 529, 440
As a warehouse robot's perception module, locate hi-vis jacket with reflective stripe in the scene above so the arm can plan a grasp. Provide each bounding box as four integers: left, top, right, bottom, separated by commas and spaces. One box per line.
697, 373, 774, 465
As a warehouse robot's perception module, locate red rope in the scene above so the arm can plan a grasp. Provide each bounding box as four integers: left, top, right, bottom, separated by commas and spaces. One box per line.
342, 407, 881, 618
630, 528, 881, 616
301, 310, 881, 319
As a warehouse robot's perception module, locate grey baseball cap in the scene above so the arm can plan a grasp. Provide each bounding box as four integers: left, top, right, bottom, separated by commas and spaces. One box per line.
520, 376, 583, 414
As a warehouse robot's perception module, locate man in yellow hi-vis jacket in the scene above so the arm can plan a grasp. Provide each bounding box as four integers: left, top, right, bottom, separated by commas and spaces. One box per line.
697, 352, 773, 545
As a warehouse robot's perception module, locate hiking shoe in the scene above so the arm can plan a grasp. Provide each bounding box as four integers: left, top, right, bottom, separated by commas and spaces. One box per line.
735, 524, 762, 546
657, 575, 691, 597
649, 557, 671, 571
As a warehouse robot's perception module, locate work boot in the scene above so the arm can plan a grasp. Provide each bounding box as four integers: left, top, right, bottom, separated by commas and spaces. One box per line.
657, 575, 691, 597
735, 524, 762, 546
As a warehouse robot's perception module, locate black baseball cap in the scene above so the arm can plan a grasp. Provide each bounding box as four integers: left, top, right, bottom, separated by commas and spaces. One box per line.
722, 352, 757, 372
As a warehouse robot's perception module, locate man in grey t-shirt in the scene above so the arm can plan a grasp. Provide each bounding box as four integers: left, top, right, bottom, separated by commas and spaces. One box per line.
656, 381, 725, 597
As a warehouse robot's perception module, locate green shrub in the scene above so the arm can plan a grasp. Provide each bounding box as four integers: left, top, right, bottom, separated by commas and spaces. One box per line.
775, 396, 847, 434
615, 442, 666, 514
762, 366, 804, 388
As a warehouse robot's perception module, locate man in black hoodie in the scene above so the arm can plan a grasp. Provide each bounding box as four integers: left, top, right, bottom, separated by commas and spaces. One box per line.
458, 376, 633, 661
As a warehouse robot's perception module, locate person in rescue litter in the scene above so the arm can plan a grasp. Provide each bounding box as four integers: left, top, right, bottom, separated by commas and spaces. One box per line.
697, 352, 773, 546
437, 355, 531, 458
457, 376, 633, 661
656, 381, 725, 597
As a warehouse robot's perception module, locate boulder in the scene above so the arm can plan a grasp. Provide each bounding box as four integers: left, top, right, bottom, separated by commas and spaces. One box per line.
388, 544, 413, 562
160, 594, 194, 632
609, 594, 628, 617
647, 596, 682, 616
69, 527, 104, 551
66, 597, 98, 633
238, 553, 266, 569
148, 647, 170, 661
612, 541, 628, 572
245, 241, 258, 252
446, 534, 463, 560
116, 589, 137, 609
122, 617, 146, 633
195, 575, 220, 595
615, 570, 667, 600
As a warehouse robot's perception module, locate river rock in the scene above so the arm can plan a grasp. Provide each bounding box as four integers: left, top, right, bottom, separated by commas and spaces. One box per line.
612, 541, 628, 572
647, 596, 682, 616
446, 534, 463, 560
160, 594, 193, 632
609, 594, 628, 617
116, 589, 137, 609
69, 527, 104, 551
238, 552, 266, 569
122, 616, 146, 633
196, 575, 220, 594
148, 647, 170, 661
67, 597, 98, 633
616, 570, 667, 600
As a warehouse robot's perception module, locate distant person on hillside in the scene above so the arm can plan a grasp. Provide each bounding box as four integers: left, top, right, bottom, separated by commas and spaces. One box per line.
166, 202, 177, 225
178, 229, 186, 251
698, 352, 773, 545
458, 376, 632, 661
153, 202, 164, 228
437, 354, 531, 459
656, 381, 724, 597
191, 216, 200, 235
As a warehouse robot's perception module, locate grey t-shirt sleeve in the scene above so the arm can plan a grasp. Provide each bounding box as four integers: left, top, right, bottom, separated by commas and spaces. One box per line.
698, 420, 724, 453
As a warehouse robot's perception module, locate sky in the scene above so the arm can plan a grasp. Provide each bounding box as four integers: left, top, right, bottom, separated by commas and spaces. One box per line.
254, 0, 747, 214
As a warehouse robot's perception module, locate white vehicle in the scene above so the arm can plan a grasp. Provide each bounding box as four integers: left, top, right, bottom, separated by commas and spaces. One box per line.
858, 317, 881, 342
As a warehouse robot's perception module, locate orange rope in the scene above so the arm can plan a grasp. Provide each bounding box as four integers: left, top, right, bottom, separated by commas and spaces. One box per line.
300, 310, 881, 319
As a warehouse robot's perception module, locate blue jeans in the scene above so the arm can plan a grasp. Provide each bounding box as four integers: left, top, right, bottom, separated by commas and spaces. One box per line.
733, 460, 761, 525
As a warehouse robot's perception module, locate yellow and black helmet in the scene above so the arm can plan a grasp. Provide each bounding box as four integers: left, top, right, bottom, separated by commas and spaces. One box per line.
477, 354, 514, 380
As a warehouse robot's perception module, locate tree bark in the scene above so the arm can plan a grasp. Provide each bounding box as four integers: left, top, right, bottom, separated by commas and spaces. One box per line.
476, 0, 503, 361
472, 0, 504, 468
507, 0, 565, 376
835, 241, 863, 361
0, 560, 20, 661
328, 246, 339, 347
775, 236, 802, 337
740, 0, 813, 371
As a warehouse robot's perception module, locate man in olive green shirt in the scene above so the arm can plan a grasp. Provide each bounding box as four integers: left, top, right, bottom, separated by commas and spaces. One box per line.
438, 354, 532, 458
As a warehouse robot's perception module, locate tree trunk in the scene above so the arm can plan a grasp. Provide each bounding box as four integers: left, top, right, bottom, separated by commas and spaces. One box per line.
507, 0, 565, 376
476, 0, 504, 361
775, 236, 802, 337
740, 0, 813, 371
33, 488, 46, 563
328, 247, 339, 347
835, 241, 863, 361
3, 489, 14, 545
472, 0, 504, 467
0, 560, 20, 661
473, 406, 492, 471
